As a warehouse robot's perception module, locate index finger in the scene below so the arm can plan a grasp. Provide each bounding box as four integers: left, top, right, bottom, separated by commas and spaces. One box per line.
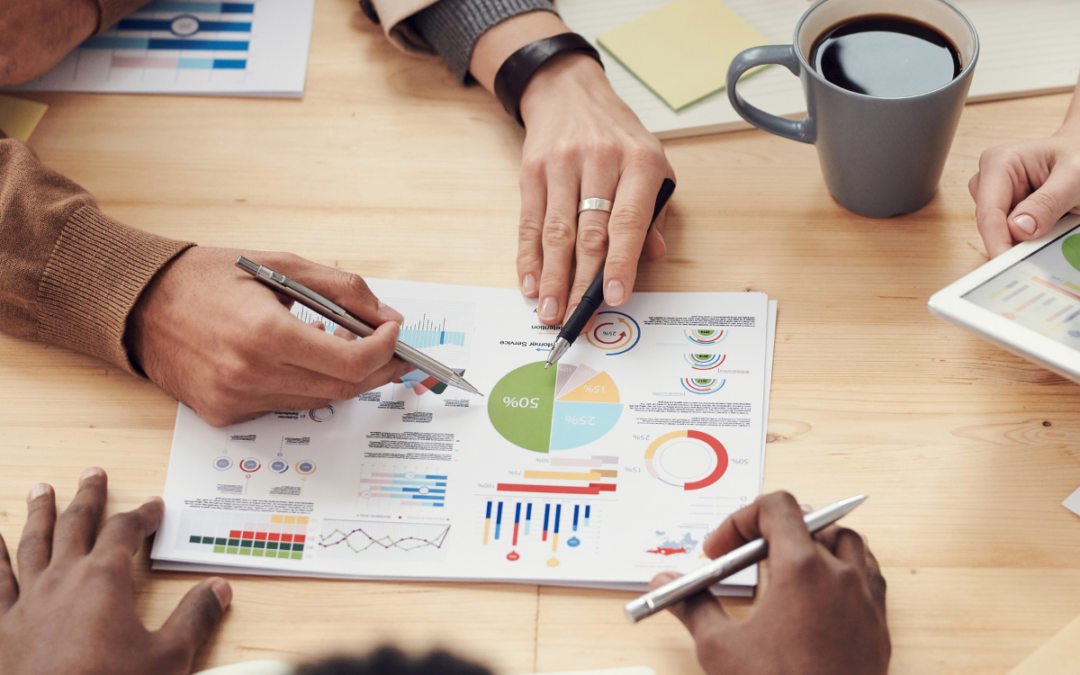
281, 317, 403, 383
267, 254, 404, 326
974, 161, 1021, 258
702, 492, 814, 561
92, 497, 165, 560
603, 164, 669, 306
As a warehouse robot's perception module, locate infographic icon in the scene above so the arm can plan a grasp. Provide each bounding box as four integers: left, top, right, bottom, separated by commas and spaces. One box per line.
685, 353, 725, 369
685, 328, 727, 345
681, 377, 726, 394
488, 362, 622, 452
586, 311, 640, 355
645, 430, 728, 490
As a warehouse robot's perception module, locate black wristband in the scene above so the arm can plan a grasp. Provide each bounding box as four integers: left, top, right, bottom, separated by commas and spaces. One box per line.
493, 33, 604, 127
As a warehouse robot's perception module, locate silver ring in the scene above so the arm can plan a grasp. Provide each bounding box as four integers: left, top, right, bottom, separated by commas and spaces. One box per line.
578, 198, 614, 214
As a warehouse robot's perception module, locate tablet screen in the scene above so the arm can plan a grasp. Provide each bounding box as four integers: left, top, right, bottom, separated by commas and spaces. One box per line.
963, 222, 1080, 349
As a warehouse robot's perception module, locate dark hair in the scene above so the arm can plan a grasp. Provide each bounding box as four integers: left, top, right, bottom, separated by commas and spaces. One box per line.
297, 647, 494, 675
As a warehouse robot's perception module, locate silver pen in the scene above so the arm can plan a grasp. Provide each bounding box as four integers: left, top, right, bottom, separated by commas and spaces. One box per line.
624, 494, 867, 623
235, 256, 482, 397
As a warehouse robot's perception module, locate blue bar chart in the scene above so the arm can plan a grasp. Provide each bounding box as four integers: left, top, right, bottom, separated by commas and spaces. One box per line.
359, 465, 448, 512
7, 0, 314, 96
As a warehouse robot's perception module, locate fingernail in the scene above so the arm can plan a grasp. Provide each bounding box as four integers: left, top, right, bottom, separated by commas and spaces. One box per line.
1013, 214, 1037, 234
565, 305, 579, 322
539, 297, 559, 323
649, 571, 680, 590
377, 301, 403, 323
861, 533, 869, 548
80, 466, 104, 483
605, 279, 625, 306
143, 496, 164, 506
210, 578, 233, 610
800, 503, 813, 513
27, 483, 50, 502
521, 274, 537, 296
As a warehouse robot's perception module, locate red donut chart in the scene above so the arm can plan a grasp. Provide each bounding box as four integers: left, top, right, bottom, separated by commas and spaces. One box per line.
645, 430, 728, 491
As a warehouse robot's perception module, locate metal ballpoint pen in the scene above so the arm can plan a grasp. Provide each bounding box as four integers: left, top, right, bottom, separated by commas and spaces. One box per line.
624, 494, 868, 623
545, 178, 677, 369
235, 257, 482, 396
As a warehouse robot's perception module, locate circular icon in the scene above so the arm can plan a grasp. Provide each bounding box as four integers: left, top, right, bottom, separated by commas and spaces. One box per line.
645, 430, 728, 490
269, 459, 289, 474
296, 460, 317, 475
507, 551, 520, 561
212, 457, 233, 471
310, 405, 335, 422
418, 486, 430, 494
567, 536, 581, 547
586, 311, 640, 355
685, 353, 725, 369
681, 377, 726, 395
239, 458, 261, 473
685, 328, 727, 345
169, 14, 201, 37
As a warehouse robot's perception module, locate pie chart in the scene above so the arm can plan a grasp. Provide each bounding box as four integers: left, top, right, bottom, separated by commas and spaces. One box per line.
645, 430, 728, 490
1063, 234, 1080, 272
488, 362, 623, 453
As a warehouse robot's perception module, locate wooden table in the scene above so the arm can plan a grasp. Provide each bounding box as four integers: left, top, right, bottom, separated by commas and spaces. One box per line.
2, 0, 1080, 672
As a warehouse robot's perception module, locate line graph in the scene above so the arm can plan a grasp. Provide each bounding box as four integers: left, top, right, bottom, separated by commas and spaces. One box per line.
316, 519, 449, 563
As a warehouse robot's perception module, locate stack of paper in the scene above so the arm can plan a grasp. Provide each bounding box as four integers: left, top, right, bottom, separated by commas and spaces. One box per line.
153, 280, 777, 595
5, 0, 315, 98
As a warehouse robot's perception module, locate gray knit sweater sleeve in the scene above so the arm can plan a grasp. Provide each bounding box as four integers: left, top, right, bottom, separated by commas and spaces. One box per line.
407, 0, 558, 84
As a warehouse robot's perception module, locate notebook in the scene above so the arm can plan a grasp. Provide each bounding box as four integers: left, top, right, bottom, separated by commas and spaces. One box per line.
556, 0, 1080, 139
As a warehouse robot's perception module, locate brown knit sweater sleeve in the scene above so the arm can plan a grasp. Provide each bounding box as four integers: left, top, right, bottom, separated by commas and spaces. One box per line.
0, 136, 193, 374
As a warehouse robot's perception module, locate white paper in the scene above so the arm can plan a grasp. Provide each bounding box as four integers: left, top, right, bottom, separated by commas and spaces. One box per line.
5, 0, 314, 98
556, 0, 1080, 139
1063, 485, 1080, 518
151, 281, 774, 592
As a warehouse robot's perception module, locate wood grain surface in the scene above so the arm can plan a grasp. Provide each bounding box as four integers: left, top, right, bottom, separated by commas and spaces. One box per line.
1, 0, 1079, 672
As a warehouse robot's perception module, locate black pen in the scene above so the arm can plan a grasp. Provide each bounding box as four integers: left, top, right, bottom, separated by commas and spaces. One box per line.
544, 178, 676, 368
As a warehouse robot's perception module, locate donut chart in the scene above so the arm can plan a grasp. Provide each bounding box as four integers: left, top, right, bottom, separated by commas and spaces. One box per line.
681, 377, 726, 395
488, 362, 623, 453
586, 311, 640, 355
645, 430, 728, 490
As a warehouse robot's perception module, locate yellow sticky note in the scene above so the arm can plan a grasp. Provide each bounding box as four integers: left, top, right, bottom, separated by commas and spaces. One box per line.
0, 95, 48, 141
598, 0, 770, 111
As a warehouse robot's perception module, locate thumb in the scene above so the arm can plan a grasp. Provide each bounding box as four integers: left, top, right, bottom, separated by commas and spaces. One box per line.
649, 572, 732, 636
1008, 167, 1080, 242
158, 577, 232, 663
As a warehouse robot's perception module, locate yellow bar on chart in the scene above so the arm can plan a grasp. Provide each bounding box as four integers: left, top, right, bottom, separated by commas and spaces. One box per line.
524, 470, 601, 481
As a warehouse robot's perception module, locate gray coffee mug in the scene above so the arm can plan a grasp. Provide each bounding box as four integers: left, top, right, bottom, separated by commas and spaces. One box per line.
726, 0, 978, 218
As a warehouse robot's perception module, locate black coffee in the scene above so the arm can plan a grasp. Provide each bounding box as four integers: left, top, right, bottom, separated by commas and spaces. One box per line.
809, 15, 961, 98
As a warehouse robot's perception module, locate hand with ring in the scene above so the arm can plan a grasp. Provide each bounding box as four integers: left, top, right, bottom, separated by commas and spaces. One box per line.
467, 12, 677, 327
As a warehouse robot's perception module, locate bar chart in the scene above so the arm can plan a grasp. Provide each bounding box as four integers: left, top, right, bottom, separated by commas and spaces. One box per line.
6, 0, 315, 96
358, 464, 448, 511
497, 455, 618, 495
176, 510, 308, 560
482, 498, 596, 562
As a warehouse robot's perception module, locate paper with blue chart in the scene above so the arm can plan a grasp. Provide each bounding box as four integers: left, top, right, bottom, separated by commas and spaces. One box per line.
152, 280, 776, 594
5, 0, 314, 97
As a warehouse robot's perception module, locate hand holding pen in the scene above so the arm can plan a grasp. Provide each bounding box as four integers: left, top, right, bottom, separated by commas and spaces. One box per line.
646, 492, 890, 675
127, 248, 414, 428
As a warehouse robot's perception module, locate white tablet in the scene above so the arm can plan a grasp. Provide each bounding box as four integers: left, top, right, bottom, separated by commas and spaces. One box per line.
929, 214, 1080, 384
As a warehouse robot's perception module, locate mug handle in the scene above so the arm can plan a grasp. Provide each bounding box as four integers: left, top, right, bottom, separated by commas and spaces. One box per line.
727, 45, 815, 144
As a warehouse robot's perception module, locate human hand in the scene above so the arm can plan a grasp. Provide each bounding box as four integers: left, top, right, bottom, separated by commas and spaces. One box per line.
0, 468, 231, 675
969, 129, 1080, 257
0, 0, 98, 86
126, 247, 413, 427
650, 492, 889, 675
518, 54, 675, 325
